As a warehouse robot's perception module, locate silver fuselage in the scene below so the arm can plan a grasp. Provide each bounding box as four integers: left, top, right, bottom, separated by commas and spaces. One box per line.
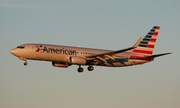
10, 43, 152, 67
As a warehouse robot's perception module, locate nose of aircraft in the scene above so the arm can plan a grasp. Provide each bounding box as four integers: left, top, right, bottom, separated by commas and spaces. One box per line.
10, 48, 17, 55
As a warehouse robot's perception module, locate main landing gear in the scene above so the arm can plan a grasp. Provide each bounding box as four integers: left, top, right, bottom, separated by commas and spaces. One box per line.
77, 65, 94, 73
77, 65, 84, 73
87, 65, 94, 71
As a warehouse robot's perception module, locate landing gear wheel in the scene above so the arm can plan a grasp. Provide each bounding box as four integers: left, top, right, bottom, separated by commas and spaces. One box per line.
24, 61, 28, 66
87, 66, 94, 71
77, 67, 84, 73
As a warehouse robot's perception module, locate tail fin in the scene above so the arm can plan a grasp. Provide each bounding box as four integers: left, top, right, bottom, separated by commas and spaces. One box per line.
132, 26, 160, 55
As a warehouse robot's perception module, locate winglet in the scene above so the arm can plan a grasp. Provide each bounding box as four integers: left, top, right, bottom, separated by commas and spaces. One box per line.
132, 37, 142, 48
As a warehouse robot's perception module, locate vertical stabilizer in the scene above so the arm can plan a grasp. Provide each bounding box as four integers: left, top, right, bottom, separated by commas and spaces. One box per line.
132, 26, 160, 55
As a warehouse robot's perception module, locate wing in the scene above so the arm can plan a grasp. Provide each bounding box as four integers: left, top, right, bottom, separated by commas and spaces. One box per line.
85, 37, 142, 64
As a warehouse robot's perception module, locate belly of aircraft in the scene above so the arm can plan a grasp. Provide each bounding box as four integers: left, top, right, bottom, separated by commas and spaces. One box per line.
27, 52, 69, 63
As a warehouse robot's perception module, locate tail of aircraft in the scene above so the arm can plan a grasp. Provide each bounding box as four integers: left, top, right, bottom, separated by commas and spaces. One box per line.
132, 26, 160, 55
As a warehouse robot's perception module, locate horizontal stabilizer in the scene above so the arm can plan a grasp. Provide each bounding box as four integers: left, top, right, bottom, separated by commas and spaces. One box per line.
145, 52, 172, 58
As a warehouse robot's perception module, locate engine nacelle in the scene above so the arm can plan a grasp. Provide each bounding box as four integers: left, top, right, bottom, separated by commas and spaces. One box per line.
52, 61, 69, 68
69, 56, 86, 65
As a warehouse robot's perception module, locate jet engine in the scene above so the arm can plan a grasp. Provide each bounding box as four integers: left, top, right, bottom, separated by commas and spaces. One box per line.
52, 61, 69, 68
69, 56, 86, 65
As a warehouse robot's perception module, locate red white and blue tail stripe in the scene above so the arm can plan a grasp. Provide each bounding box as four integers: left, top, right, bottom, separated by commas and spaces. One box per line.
132, 26, 160, 55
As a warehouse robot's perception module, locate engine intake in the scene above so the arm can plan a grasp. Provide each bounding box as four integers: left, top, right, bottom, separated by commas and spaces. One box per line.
52, 61, 69, 68
69, 56, 86, 65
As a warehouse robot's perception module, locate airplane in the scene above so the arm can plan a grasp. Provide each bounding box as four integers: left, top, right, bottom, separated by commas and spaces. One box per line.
10, 26, 171, 72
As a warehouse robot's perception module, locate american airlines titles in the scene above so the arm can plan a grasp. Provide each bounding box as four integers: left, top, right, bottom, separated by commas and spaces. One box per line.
42, 46, 77, 55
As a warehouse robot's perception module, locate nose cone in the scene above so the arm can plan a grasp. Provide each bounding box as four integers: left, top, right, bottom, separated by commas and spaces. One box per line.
10, 48, 17, 56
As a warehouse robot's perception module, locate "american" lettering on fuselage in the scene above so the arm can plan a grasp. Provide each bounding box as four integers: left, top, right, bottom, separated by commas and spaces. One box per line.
43, 46, 77, 55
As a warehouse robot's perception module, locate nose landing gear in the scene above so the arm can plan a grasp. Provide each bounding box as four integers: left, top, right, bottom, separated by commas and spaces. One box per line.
24, 61, 28, 66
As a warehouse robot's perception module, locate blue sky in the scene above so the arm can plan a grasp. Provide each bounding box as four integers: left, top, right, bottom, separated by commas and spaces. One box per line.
0, 0, 179, 108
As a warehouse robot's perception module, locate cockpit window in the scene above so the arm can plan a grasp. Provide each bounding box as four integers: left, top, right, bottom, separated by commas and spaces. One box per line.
17, 46, 25, 49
